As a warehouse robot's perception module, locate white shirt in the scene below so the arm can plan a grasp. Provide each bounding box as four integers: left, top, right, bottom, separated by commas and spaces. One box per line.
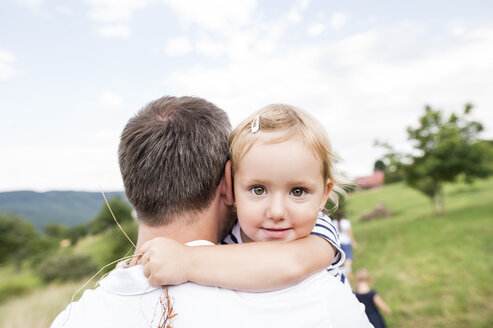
51, 240, 372, 328
334, 219, 352, 245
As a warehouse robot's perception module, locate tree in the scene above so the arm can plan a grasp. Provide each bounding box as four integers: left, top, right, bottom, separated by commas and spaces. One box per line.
98, 221, 138, 270
90, 197, 134, 234
0, 214, 39, 268
44, 222, 69, 239
374, 141, 406, 183
381, 104, 492, 213
373, 160, 386, 172
67, 222, 90, 245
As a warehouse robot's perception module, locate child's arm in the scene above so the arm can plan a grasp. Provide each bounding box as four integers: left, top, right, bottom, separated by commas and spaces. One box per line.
138, 235, 335, 291
373, 293, 392, 316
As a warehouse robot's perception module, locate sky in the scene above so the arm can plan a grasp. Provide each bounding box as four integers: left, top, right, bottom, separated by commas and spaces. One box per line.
1, 0, 492, 192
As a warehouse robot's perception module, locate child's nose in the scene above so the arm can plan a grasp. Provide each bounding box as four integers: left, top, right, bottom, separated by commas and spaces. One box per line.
267, 196, 286, 221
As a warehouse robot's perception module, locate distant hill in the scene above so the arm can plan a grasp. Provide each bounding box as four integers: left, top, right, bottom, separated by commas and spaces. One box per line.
0, 191, 128, 229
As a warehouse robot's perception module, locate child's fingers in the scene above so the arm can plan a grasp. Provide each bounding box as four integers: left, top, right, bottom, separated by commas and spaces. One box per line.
129, 254, 142, 266
148, 276, 159, 287
144, 262, 162, 287
143, 261, 151, 278
148, 273, 160, 287
139, 240, 153, 253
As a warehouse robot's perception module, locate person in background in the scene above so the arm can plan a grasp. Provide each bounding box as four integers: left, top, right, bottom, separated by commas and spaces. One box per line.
333, 210, 358, 280
354, 268, 392, 328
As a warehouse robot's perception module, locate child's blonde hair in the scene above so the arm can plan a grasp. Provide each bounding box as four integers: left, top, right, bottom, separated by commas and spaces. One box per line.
355, 268, 371, 284
229, 103, 346, 209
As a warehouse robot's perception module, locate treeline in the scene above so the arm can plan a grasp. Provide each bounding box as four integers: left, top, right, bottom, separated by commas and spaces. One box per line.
0, 191, 127, 229
0, 197, 137, 302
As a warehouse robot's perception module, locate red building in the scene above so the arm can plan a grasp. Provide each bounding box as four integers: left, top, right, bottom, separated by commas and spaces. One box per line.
354, 170, 385, 189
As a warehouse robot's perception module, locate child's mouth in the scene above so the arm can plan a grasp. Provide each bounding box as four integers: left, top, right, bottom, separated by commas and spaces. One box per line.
261, 227, 292, 239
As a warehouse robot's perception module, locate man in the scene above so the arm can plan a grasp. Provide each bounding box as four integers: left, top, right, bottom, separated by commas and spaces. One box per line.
51, 96, 371, 327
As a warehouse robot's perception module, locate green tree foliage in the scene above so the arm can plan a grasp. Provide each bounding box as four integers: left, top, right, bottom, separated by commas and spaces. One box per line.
43, 222, 69, 239
381, 104, 492, 213
374, 141, 406, 183
90, 197, 134, 234
0, 214, 39, 267
67, 222, 90, 245
25, 237, 60, 268
373, 159, 386, 172
98, 221, 138, 270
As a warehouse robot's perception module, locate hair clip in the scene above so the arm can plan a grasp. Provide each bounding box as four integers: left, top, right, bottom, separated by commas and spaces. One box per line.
251, 115, 260, 133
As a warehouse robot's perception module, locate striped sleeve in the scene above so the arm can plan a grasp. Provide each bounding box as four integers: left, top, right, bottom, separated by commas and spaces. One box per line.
311, 213, 346, 270
221, 221, 241, 245
223, 215, 346, 271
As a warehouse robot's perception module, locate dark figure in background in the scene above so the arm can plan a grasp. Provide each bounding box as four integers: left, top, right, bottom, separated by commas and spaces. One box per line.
354, 269, 392, 328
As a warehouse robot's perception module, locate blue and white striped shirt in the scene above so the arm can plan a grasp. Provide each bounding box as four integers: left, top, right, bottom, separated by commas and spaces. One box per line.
222, 213, 347, 283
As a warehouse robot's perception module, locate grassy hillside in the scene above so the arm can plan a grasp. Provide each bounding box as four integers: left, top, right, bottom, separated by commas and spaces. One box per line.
0, 178, 491, 327
347, 177, 493, 327
0, 278, 86, 328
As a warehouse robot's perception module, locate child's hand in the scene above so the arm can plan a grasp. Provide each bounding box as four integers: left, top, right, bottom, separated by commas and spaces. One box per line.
137, 237, 190, 287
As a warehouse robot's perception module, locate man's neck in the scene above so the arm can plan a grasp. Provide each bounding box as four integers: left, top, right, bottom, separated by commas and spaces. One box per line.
134, 210, 220, 251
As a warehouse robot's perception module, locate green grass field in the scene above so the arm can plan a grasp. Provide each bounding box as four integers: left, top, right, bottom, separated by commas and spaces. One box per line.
348, 177, 493, 327
1, 177, 492, 327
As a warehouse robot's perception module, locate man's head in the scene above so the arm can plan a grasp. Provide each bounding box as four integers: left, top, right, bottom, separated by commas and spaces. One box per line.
119, 96, 231, 227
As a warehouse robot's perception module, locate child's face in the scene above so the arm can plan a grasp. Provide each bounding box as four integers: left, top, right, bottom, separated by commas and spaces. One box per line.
233, 134, 332, 243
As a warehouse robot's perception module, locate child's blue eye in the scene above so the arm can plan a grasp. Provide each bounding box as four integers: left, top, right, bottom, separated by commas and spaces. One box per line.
291, 188, 305, 197
251, 186, 265, 195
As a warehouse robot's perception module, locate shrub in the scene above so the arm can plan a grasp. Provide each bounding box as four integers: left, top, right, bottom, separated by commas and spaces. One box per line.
98, 222, 137, 270
36, 252, 98, 282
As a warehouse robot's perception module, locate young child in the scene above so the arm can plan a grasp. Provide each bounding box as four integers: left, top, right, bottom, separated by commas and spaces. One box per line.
137, 104, 348, 291
333, 211, 358, 280
354, 269, 392, 328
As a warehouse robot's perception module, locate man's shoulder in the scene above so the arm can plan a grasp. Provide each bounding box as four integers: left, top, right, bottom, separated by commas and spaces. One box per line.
169, 271, 371, 327
51, 266, 163, 328
178, 270, 345, 304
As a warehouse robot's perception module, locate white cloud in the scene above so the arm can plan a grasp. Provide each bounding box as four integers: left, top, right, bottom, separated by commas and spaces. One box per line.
87, 0, 154, 22
87, 0, 256, 40
286, 0, 310, 23
87, 0, 154, 39
15, 0, 44, 11
329, 12, 347, 29
452, 25, 466, 37
100, 92, 124, 110
162, 17, 493, 177
298, 0, 310, 10
0, 118, 13, 128
55, 5, 73, 15
0, 50, 16, 81
97, 24, 131, 38
165, 37, 193, 56
162, 0, 257, 31
307, 23, 326, 37
196, 37, 225, 57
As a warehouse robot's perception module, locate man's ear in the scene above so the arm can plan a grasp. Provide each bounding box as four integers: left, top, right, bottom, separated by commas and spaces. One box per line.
220, 160, 235, 206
